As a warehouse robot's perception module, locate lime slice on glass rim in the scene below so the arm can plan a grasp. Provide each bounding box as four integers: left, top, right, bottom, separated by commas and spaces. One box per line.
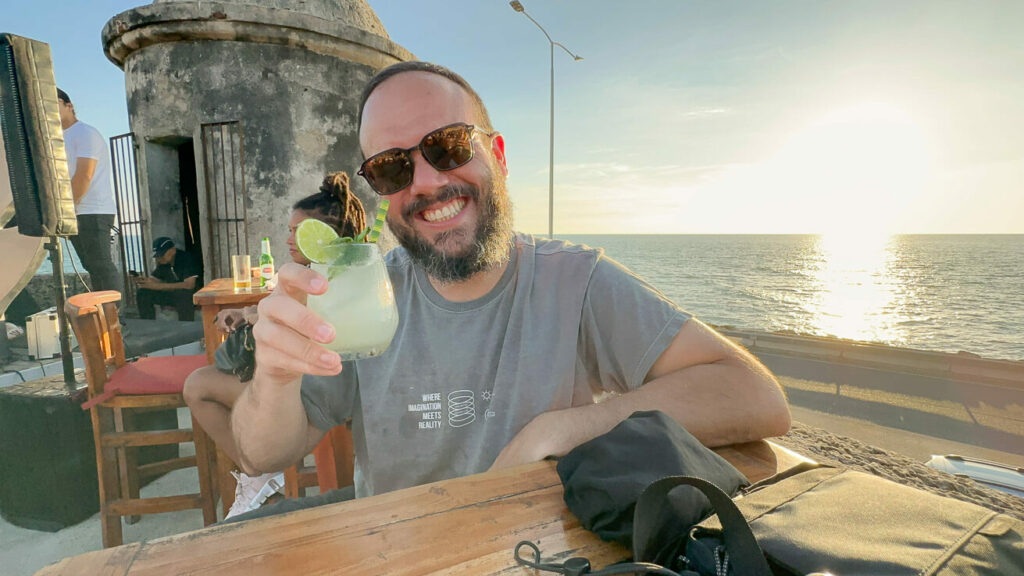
295, 218, 341, 264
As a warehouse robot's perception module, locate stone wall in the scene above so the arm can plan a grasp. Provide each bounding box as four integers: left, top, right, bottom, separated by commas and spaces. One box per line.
5, 274, 93, 325
720, 327, 1024, 388
103, 1, 412, 281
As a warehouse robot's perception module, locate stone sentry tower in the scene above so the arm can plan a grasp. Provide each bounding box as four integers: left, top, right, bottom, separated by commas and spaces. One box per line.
102, 0, 411, 279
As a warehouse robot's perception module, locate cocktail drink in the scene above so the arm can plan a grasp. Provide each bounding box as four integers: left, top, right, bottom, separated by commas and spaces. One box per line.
298, 199, 397, 360
307, 242, 398, 360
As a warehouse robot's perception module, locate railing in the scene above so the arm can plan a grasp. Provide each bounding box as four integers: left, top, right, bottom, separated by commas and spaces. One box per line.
200, 121, 248, 279
109, 132, 145, 307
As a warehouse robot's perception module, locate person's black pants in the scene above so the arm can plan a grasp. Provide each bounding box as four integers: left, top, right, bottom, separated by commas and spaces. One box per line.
136, 288, 196, 321
69, 213, 121, 294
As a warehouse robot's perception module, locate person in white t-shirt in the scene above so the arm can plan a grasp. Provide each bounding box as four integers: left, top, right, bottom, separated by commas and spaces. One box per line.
57, 88, 120, 294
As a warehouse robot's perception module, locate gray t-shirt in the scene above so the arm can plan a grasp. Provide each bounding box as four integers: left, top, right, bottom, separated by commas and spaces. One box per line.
301, 233, 690, 497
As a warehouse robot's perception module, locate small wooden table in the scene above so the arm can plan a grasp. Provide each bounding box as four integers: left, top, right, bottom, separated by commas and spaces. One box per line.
36, 441, 812, 576
192, 279, 273, 513
193, 278, 272, 364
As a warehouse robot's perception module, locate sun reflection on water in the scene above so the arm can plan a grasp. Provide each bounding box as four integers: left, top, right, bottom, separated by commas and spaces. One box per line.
803, 233, 909, 346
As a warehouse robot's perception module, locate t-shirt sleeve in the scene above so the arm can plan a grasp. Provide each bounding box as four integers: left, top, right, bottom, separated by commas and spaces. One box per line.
301, 363, 358, 431
79, 127, 106, 160
577, 254, 691, 394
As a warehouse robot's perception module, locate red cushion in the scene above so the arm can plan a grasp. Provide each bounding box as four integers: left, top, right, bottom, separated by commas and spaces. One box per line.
109, 354, 208, 395
80, 354, 208, 410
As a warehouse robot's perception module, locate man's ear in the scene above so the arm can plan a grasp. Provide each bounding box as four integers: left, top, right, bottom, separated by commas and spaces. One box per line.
489, 133, 508, 177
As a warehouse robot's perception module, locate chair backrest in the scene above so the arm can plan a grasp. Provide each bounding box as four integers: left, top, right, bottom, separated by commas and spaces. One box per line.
65, 291, 125, 398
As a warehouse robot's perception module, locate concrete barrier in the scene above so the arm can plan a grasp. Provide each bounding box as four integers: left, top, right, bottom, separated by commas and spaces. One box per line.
717, 327, 1024, 389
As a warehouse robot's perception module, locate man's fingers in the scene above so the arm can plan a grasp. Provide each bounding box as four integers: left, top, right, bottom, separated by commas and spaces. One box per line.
276, 262, 328, 304
251, 262, 338, 386
253, 318, 341, 376
257, 292, 335, 345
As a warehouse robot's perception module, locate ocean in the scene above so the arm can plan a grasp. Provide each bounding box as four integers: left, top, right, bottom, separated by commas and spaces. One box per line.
562, 235, 1024, 362
39, 234, 1024, 362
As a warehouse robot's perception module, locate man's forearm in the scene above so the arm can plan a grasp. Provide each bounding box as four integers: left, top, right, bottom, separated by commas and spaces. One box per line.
70, 173, 89, 204
231, 375, 312, 474
540, 359, 790, 459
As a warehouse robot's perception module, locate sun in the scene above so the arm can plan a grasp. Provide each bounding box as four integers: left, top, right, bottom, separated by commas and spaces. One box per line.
770, 102, 932, 237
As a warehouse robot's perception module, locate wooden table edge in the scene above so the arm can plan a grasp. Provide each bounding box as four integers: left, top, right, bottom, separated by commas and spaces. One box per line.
36, 440, 812, 575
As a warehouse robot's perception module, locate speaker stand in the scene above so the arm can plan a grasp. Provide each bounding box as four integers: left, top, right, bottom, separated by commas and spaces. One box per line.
43, 236, 76, 391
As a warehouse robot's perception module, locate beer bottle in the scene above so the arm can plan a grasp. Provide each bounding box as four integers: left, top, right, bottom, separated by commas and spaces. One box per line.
259, 237, 274, 287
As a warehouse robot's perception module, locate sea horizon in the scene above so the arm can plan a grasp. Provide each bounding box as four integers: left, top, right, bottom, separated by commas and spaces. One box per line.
32, 232, 1024, 362
562, 233, 1024, 363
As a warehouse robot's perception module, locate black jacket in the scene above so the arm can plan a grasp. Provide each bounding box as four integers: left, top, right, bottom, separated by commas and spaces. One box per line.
152, 250, 203, 291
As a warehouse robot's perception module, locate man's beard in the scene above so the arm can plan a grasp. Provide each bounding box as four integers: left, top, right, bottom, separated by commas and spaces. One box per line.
389, 173, 514, 284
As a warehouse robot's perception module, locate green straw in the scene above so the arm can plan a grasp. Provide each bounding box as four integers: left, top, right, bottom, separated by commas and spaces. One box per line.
367, 199, 389, 243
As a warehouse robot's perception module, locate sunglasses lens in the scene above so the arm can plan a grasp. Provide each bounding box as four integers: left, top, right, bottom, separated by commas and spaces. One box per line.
362, 151, 413, 196
360, 124, 481, 196
422, 124, 475, 171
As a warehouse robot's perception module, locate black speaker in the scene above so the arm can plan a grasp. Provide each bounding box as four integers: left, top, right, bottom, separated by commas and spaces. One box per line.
0, 33, 77, 238
0, 376, 181, 531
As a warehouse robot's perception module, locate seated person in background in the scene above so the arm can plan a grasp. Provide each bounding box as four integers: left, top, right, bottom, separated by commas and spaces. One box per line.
230, 61, 792, 507
134, 237, 202, 321
184, 172, 366, 519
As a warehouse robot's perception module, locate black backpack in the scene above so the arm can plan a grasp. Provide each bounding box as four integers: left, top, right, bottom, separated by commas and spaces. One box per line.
631, 464, 1024, 576
521, 411, 1024, 576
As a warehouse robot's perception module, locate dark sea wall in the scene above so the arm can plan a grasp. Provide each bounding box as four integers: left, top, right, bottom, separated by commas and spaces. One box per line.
5, 274, 93, 325
721, 327, 1024, 388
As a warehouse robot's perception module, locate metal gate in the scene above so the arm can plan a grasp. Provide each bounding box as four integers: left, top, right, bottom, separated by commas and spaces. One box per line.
109, 132, 145, 307
200, 121, 248, 279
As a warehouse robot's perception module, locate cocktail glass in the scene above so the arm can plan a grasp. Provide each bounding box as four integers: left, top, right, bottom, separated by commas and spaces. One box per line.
307, 242, 398, 360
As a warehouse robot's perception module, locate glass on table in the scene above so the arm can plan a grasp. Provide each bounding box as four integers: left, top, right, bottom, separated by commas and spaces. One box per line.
231, 254, 252, 292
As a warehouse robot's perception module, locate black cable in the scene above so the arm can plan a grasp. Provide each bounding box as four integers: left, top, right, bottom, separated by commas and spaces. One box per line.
514, 541, 571, 574
2, 370, 27, 382
514, 541, 682, 576
62, 237, 92, 292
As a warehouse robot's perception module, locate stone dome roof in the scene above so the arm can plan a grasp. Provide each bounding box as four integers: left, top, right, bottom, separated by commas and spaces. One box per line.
104, 0, 413, 68
150, 0, 388, 37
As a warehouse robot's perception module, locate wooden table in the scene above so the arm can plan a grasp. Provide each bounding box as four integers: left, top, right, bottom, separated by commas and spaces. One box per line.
192, 279, 273, 512
193, 278, 272, 364
36, 441, 813, 575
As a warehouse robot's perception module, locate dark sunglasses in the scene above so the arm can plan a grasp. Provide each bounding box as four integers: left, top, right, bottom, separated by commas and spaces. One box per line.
357, 122, 495, 196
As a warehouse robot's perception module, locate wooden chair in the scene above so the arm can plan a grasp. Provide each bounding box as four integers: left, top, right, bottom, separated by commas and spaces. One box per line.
66, 291, 217, 548
284, 424, 355, 498
215, 414, 354, 513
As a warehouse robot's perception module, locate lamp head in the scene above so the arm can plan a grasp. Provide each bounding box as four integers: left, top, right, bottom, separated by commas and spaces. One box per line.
510, 1, 525, 13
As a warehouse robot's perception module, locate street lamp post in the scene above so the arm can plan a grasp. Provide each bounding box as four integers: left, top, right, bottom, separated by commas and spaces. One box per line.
509, 1, 582, 238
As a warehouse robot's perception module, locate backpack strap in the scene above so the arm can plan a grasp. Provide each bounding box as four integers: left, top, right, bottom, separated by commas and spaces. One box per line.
634, 476, 772, 576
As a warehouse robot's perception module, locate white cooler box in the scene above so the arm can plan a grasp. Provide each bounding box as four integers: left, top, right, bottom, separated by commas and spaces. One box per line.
25, 308, 76, 360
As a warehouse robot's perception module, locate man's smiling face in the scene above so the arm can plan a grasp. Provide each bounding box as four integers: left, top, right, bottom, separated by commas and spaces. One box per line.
359, 71, 513, 283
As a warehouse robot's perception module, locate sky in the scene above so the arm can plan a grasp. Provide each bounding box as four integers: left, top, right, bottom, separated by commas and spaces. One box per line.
5, 0, 1023, 235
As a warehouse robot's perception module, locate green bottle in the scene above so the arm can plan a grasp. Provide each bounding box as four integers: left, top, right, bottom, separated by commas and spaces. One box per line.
259, 237, 274, 287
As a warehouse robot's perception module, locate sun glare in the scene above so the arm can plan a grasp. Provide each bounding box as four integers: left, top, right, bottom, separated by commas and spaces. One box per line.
806, 232, 906, 345
769, 102, 931, 236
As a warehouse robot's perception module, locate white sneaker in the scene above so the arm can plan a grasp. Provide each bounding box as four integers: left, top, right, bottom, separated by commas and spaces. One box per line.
225, 470, 285, 520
